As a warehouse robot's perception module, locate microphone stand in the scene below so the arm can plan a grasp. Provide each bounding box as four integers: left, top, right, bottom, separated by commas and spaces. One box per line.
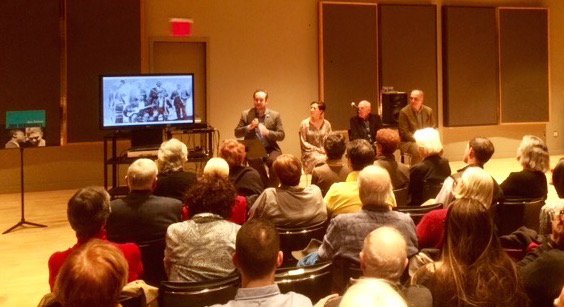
3, 147, 47, 234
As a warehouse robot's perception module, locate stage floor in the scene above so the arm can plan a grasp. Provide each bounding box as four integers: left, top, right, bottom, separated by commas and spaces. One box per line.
0, 155, 562, 306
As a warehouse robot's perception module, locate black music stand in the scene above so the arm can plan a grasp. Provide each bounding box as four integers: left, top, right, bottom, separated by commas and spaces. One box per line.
3, 147, 47, 234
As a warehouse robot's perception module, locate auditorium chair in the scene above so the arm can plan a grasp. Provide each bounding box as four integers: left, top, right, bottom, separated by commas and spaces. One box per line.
331, 256, 362, 295
159, 274, 240, 307
393, 187, 409, 207
493, 198, 545, 236
277, 220, 328, 267
138, 238, 167, 287
393, 202, 443, 225
275, 261, 333, 303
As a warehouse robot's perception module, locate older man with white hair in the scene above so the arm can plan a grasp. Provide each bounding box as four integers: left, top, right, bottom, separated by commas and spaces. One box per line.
349, 100, 382, 145
107, 158, 183, 244
300, 165, 417, 266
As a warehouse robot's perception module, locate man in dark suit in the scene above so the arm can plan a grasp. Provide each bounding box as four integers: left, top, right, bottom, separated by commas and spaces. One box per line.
234, 90, 285, 187
106, 158, 183, 244
398, 90, 435, 165
349, 100, 382, 146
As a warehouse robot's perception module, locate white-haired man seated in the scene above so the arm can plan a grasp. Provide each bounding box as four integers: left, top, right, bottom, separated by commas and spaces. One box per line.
107, 158, 183, 244
299, 165, 418, 266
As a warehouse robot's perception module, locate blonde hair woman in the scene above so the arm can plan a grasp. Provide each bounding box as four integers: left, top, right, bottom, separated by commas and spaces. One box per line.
153, 138, 196, 202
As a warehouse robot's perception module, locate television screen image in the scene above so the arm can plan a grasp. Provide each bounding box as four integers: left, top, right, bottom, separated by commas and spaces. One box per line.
100, 74, 194, 129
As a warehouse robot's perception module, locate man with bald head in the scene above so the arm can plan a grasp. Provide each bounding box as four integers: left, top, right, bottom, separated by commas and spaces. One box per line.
398, 90, 435, 164
349, 100, 382, 145
106, 158, 183, 244
300, 165, 417, 266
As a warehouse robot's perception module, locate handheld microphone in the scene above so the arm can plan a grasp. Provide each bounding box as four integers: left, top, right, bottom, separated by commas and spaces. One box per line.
351, 102, 358, 109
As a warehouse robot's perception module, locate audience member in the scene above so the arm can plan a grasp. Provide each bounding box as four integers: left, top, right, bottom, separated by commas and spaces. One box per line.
53, 240, 128, 307
501, 135, 549, 199
211, 219, 312, 307
219, 139, 265, 204
106, 158, 183, 244
412, 198, 528, 307
203, 157, 230, 177
319, 227, 432, 307
519, 207, 564, 307
374, 128, 409, 190
408, 128, 451, 206
398, 90, 435, 165
249, 154, 327, 227
540, 159, 564, 235
5, 129, 25, 148
48, 187, 143, 291
299, 101, 332, 174
324, 139, 377, 216
311, 133, 349, 196
435, 137, 503, 207
554, 158, 564, 198
349, 100, 381, 146
417, 166, 494, 250
301, 165, 417, 266
164, 175, 240, 282
234, 89, 285, 187
338, 279, 407, 307
153, 138, 196, 202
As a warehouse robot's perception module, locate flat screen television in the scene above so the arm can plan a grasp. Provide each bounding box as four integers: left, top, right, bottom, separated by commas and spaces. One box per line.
100, 74, 195, 130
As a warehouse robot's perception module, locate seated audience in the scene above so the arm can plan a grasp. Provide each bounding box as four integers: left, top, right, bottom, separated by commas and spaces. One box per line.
299, 101, 332, 174
324, 139, 377, 216
501, 135, 549, 200
408, 128, 451, 206
48, 187, 143, 291
417, 167, 494, 249
211, 219, 312, 307
106, 158, 183, 244
301, 165, 417, 266
374, 128, 409, 190
519, 207, 564, 307
539, 159, 564, 235
554, 158, 564, 198
435, 136, 503, 207
311, 133, 350, 196
319, 227, 432, 307
219, 139, 265, 204
338, 279, 407, 307
249, 154, 327, 227
49, 240, 128, 307
164, 175, 241, 282
153, 138, 197, 202
412, 198, 528, 307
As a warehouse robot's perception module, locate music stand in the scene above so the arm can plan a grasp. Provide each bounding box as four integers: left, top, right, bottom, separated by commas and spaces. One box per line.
3, 111, 48, 234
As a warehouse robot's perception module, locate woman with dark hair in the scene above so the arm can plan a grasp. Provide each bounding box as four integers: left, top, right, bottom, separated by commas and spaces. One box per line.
164, 175, 240, 282
299, 101, 332, 173
412, 198, 528, 307
501, 135, 550, 200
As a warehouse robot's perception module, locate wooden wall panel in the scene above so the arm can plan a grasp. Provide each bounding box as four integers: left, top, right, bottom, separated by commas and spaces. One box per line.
67, 0, 141, 142
500, 8, 548, 123
443, 6, 498, 126
0, 0, 61, 147
379, 4, 437, 119
320, 2, 378, 130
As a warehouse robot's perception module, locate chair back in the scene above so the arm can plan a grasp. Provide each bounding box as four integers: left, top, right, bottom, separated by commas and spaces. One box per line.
421, 181, 443, 204
494, 198, 545, 236
138, 238, 167, 287
331, 256, 362, 295
393, 202, 443, 225
159, 274, 240, 307
275, 261, 333, 303
277, 220, 328, 266
393, 187, 409, 207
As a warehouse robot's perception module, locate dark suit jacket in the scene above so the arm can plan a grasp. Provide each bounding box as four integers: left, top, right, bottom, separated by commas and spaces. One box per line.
153, 170, 197, 202
408, 155, 451, 206
311, 159, 350, 196
106, 190, 183, 244
375, 155, 410, 189
398, 105, 435, 142
234, 107, 285, 153
349, 113, 382, 143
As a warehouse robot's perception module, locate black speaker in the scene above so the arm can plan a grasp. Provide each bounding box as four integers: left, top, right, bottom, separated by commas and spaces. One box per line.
381, 92, 408, 127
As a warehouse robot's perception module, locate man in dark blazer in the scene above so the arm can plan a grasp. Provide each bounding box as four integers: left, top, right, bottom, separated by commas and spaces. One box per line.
234, 89, 285, 187
398, 90, 435, 165
349, 100, 382, 146
106, 158, 183, 244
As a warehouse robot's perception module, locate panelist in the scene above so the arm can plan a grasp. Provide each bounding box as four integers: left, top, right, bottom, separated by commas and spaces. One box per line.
235, 89, 285, 187
398, 89, 435, 164
349, 100, 382, 145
